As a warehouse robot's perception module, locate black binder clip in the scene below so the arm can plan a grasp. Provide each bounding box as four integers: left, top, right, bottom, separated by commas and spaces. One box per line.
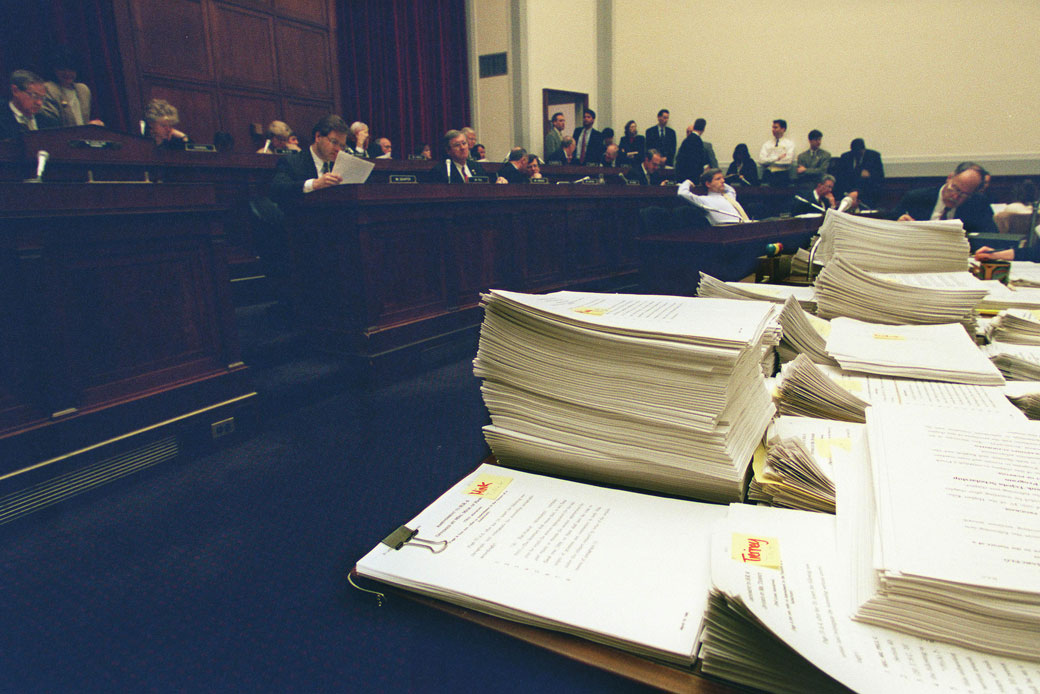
381, 525, 449, 554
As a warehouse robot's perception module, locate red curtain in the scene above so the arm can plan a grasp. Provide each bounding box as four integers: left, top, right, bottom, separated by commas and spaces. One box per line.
336, 0, 471, 159
0, 0, 129, 131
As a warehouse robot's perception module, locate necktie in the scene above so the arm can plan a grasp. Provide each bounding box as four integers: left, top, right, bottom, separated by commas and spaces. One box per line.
940, 206, 951, 220
579, 129, 588, 163
723, 193, 750, 222
462, 166, 468, 182
660, 127, 664, 142
321, 161, 332, 174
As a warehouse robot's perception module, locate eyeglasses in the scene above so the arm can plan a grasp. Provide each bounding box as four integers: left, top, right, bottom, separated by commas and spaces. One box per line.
322, 135, 346, 148
946, 181, 975, 199
449, 141, 468, 150
19, 87, 45, 102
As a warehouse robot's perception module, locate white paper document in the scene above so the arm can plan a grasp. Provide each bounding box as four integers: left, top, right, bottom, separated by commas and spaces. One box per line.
331, 150, 375, 183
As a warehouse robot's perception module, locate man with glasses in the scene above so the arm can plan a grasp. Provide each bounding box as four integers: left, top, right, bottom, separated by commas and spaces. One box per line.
895, 161, 996, 234
269, 114, 350, 202
1, 70, 52, 139
426, 129, 481, 183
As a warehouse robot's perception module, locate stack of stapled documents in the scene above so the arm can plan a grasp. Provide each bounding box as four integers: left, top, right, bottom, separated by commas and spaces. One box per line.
776, 295, 836, 365
987, 308, 1040, 344
984, 341, 1040, 380
815, 209, 969, 272
473, 290, 782, 502
697, 273, 817, 312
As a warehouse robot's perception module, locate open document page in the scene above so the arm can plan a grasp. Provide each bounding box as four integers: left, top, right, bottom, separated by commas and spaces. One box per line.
355, 463, 727, 666
331, 150, 375, 183
704, 502, 1040, 694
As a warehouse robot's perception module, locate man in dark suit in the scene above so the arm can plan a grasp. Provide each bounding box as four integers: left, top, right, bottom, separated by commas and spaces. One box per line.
572, 108, 604, 166
426, 129, 482, 183
835, 138, 884, 201
601, 143, 622, 168
1, 70, 49, 140
546, 136, 577, 165
674, 130, 707, 185
496, 147, 531, 184
269, 114, 350, 202
644, 109, 677, 166
895, 161, 996, 235
791, 175, 837, 215
626, 149, 666, 185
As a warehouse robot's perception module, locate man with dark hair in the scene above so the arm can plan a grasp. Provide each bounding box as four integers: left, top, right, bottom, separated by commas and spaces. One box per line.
1, 70, 49, 139
627, 148, 666, 185
792, 174, 837, 215
645, 109, 677, 166
546, 136, 577, 165
496, 147, 531, 184
758, 119, 795, 186
678, 168, 750, 224
835, 137, 884, 199
426, 129, 481, 183
674, 126, 707, 185
269, 114, 350, 201
795, 129, 831, 185
895, 162, 996, 234
691, 118, 717, 170
572, 108, 604, 165
544, 112, 565, 160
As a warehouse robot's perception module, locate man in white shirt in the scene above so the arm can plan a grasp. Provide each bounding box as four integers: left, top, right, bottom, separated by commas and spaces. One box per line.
678, 168, 751, 225
758, 119, 795, 187
269, 114, 348, 201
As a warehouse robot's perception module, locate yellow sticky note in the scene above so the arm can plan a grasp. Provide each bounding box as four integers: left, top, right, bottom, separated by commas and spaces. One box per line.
731, 533, 781, 569
573, 307, 608, 316
463, 474, 513, 500
871, 332, 905, 341
1030, 310, 1040, 322
816, 437, 852, 457
807, 315, 831, 338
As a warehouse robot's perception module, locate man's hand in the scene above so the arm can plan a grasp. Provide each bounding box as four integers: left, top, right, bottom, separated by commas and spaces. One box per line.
897, 213, 914, 222
313, 172, 343, 190
824, 192, 836, 207
974, 246, 1014, 262
860, 170, 870, 178
796, 165, 807, 174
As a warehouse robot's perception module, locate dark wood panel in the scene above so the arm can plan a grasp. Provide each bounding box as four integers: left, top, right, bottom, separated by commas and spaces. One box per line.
220, 92, 282, 153
132, 0, 213, 82
143, 82, 219, 145
275, 21, 331, 98
273, 0, 328, 25
282, 99, 335, 146
212, 4, 277, 91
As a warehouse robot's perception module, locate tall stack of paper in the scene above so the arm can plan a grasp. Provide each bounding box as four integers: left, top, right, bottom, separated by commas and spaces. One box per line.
777, 295, 836, 365
473, 290, 781, 502
815, 257, 986, 326
748, 416, 863, 513
700, 502, 1040, 694
859, 405, 1040, 661
825, 317, 1005, 385
697, 273, 817, 312
984, 341, 1040, 380
775, 354, 1022, 422
1009, 260, 1040, 287
988, 308, 1040, 344
790, 246, 823, 277
815, 209, 969, 272
355, 464, 728, 666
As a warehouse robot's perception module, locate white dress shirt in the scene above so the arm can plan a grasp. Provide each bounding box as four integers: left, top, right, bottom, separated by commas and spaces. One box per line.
758, 137, 795, 170
678, 180, 747, 224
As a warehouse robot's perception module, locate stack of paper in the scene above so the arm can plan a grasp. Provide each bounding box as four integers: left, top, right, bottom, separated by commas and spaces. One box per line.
815, 257, 986, 326
790, 245, 823, 278
700, 501, 1040, 694
777, 295, 836, 365
1009, 260, 1040, 287
984, 341, 1040, 380
748, 417, 863, 513
859, 405, 1040, 661
355, 464, 728, 667
776, 354, 1022, 422
473, 290, 781, 502
1004, 381, 1040, 419
825, 317, 1004, 385
987, 308, 1040, 345
977, 282, 1040, 312
697, 273, 817, 312
815, 209, 969, 272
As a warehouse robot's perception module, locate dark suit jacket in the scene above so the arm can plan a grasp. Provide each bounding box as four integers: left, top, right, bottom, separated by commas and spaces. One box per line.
835, 148, 884, 196
895, 186, 997, 235
425, 159, 479, 183
618, 134, 644, 164
726, 159, 759, 186
0, 104, 29, 140
674, 133, 707, 184
626, 163, 651, 186
497, 162, 529, 184
572, 126, 604, 165
269, 148, 320, 202
645, 125, 677, 166
545, 149, 577, 165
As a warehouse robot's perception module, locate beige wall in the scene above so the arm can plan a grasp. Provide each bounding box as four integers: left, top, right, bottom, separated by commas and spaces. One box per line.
479, 0, 1040, 175
469, 0, 513, 162
612, 0, 1040, 175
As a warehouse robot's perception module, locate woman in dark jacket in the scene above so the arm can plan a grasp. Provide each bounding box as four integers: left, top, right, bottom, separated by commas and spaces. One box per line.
726, 143, 759, 186
618, 120, 645, 165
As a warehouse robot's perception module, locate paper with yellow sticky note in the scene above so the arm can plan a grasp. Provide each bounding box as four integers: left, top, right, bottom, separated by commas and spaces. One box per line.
731, 533, 781, 569
463, 473, 513, 500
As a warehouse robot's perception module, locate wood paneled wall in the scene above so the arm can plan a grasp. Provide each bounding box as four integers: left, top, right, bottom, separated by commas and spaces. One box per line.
113, 0, 339, 152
